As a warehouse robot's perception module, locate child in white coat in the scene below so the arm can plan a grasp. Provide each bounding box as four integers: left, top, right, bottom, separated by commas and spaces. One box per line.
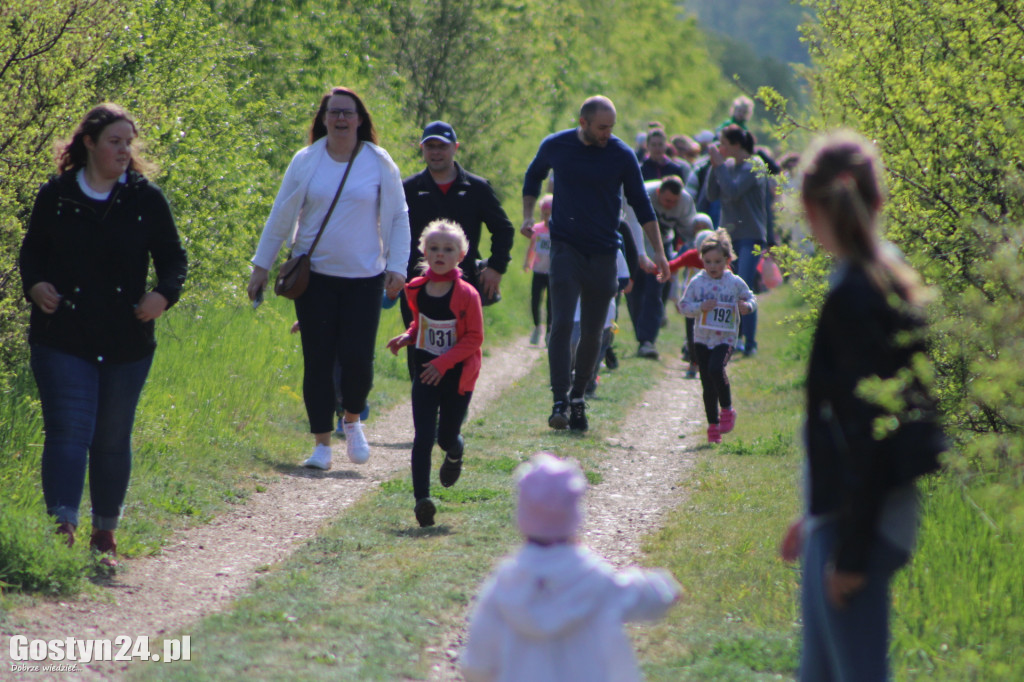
460, 452, 681, 682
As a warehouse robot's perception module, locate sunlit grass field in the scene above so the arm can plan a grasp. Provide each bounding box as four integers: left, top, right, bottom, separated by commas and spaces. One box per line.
2, 268, 1021, 680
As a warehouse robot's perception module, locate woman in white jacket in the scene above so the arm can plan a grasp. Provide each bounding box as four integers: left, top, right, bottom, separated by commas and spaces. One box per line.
247, 87, 410, 468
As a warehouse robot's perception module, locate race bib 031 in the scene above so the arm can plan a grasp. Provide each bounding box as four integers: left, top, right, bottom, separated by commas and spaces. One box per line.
416, 314, 458, 355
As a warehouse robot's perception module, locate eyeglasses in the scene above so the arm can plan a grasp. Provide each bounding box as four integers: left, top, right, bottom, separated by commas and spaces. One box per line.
326, 108, 358, 119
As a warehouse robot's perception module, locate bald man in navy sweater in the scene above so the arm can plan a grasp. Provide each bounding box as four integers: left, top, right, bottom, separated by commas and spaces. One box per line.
522, 95, 670, 432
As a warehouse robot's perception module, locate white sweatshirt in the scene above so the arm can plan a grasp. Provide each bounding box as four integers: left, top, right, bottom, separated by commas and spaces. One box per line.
461, 543, 680, 682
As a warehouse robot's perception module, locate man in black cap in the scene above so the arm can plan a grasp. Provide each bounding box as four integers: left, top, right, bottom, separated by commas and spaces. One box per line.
399, 121, 515, 373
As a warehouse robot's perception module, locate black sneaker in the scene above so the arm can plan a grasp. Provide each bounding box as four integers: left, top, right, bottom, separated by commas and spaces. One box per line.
568, 398, 588, 432
414, 497, 436, 527
549, 401, 569, 430
604, 346, 619, 370
439, 435, 464, 488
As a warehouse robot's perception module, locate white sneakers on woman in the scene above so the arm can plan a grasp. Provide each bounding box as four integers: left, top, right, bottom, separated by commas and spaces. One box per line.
303, 443, 333, 470
343, 420, 370, 464
302, 422, 370, 469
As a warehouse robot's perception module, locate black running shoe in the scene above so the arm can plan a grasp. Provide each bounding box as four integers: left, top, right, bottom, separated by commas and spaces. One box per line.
414, 497, 436, 527
549, 401, 569, 430
568, 398, 588, 432
604, 346, 619, 370
439, 435, 464, 488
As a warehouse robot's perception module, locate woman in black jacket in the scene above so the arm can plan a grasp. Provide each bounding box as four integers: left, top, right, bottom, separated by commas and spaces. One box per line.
19, 103, 188, 563
779, 131, 946, 681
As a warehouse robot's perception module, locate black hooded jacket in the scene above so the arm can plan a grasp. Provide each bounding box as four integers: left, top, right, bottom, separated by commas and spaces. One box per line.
19, 169, 188, 363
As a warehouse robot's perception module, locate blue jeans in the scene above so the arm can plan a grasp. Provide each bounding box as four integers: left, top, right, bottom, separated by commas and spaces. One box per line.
801, 519, 910, 682
30, 344, 153, 530
734, 239, 762, 351
547, 241, 617, 403
626, 271, 664, 344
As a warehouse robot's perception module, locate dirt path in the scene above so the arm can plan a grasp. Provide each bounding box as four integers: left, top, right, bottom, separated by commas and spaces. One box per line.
1, 339, 704, 682
0, 337, 545, 680
425, 351, 704, 681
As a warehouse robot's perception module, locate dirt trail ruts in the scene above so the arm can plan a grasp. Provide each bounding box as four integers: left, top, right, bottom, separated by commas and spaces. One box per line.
425, 350, 704, 681
0, 337, 545, 681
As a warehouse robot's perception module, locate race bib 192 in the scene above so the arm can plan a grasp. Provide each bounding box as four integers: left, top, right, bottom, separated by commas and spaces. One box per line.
697, 303, 738, 333
416, 314, 457, 355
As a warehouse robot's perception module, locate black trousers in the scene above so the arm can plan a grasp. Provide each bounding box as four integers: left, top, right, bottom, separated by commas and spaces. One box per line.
295, 271, 385, 433
410, 367, 471, 500
694, 342, 733, 424
530, 271, 551, 328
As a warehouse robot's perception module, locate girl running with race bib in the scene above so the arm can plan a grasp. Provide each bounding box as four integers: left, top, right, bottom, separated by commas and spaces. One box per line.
387, 220, 484, 527
678, 228, 755, 443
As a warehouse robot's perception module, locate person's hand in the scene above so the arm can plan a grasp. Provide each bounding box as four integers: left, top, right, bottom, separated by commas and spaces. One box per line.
419, 362, 442, 386
29, 282, 61, 314
386, 333, 411, 355
825, 565, 867, 608
653, 254, 671, 282
290, 321, 300, 334
739, 300, 754, 315
638, 254, 656, 274
780, 517, 804, 563
700, 299, 717, 312
520, 219, 535, 238
135, 292, 168, 322
708, 143, 725, 167
478, 267, 502, 299
248, 266, 269, 301
384, 271, 406, 300
622, 278, 634, 295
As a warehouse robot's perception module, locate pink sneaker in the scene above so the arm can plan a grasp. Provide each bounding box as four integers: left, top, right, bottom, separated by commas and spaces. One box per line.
720, 408, 737, 434
707, 423, 722, 443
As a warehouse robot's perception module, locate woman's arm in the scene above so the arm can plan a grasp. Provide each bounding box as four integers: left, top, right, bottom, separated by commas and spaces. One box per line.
19, 183, 58, 306
146, 185, 188, 309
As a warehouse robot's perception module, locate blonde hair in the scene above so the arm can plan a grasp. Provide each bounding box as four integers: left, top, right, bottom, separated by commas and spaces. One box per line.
800, 130, 928, 304
417, 219, 469, 272
699, 228, 736, 262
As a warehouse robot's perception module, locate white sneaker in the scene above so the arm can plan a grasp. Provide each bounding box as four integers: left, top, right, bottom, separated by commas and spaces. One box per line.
343, 420, 370, 464
302, 444, 333, 470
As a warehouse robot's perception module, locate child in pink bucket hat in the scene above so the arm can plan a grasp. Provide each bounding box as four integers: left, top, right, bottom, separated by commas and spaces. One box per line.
460, 452, 682, 682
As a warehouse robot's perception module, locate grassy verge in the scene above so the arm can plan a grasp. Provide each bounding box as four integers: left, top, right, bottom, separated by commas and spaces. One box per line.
0, 220, 535, 597
125, 312, 687, 680
636, 286, 1024, 681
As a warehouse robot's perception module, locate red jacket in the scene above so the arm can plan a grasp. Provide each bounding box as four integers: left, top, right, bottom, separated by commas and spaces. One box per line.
404, 276, 484, 395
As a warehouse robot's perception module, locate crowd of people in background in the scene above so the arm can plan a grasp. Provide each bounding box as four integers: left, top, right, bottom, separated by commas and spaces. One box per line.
20, 87, 946, 682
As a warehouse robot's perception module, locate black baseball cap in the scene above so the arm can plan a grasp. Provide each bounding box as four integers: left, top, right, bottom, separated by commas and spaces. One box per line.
420, 121, 457, 145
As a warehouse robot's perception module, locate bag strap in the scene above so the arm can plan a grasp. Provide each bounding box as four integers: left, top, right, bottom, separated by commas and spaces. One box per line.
297, 140, 363, 259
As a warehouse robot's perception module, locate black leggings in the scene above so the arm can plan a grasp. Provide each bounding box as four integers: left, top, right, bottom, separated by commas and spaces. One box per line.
411, 366, 472, 500
694, 343, 733, 424
295, 271, 385, 433
530, 272, 551, 328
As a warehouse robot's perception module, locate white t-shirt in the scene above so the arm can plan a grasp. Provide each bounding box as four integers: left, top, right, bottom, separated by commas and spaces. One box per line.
302, 152, 383, 278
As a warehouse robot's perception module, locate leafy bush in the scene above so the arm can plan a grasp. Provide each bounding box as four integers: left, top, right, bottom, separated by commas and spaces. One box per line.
0, 507, 89, 595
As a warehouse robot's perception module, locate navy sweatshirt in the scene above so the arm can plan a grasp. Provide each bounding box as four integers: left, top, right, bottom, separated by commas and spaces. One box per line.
523, 129, 656, 255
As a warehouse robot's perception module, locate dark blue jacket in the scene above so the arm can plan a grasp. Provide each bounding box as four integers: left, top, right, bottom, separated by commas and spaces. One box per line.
523, 129, 656, 255
805, 263, 946, 572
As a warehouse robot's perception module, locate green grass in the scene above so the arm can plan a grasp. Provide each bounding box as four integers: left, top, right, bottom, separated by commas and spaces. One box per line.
123, 310, 682, 680
636, 285, 1024, 681
4, 269, 1022, 680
